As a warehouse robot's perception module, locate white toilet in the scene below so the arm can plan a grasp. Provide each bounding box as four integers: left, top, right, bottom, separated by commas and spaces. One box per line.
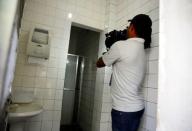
8, 90, 43, 131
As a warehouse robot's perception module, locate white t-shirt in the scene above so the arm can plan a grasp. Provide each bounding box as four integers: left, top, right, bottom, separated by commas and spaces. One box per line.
102, 38, 146, 112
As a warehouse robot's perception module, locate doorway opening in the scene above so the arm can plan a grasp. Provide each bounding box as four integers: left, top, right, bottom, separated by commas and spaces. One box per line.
60, 25, 100, 131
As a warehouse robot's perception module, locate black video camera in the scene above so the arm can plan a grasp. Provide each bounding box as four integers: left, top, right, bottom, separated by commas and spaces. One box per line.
105, 29, 128, 50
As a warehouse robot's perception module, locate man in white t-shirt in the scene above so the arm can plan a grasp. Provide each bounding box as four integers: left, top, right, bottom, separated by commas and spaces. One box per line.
96, 14, 152, 131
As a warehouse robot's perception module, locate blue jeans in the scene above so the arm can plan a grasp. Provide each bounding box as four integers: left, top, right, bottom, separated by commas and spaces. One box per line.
111, 109, 144, 131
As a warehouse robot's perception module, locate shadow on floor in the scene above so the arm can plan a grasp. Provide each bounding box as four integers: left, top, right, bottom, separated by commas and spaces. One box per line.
60, 125, 83, 131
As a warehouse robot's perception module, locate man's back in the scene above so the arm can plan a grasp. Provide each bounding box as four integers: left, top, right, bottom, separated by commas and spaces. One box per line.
103, 38, 146, 112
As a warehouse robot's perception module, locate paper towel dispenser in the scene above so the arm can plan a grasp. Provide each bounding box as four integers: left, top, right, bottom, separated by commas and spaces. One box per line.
27, 27, 51, 59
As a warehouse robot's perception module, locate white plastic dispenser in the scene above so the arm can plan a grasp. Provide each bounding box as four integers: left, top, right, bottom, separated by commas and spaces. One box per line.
27, 27, 51, 59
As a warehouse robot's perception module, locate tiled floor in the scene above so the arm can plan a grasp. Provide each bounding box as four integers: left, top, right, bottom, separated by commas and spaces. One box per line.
60, 125, 83, 131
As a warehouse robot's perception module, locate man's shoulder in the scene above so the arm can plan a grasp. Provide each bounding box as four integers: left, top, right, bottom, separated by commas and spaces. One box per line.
127, 38, 145, 44
111, 40, 127, 48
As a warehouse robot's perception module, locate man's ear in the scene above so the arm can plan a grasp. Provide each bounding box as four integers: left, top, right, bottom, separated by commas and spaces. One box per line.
130, 24, 135, 31
130, 24, 137, 36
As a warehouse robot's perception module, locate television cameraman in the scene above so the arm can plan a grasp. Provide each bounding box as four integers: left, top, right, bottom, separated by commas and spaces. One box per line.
96, 14, 152, 131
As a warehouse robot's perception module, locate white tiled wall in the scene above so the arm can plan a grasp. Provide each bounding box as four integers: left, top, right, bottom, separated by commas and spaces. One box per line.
93, 0, 159, 131
12, 0, 106, 131
92, 31, 107, 131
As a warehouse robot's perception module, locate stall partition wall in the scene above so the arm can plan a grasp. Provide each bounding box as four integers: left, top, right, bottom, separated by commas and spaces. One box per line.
61, 54, 84, 126
0, 0, 26, 130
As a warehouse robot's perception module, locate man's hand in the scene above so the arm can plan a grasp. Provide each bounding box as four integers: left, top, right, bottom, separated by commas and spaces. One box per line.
96, 57, 106, 68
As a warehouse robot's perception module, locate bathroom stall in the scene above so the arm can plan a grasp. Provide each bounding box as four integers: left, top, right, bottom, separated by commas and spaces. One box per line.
61, 54, 84, 129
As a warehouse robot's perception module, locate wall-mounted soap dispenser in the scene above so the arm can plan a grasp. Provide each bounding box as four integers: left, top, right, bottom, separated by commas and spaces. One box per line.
26, 27, 51, 59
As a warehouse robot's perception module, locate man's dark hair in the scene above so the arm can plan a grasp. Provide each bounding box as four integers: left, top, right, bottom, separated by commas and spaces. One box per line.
129, 14, 152, 49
